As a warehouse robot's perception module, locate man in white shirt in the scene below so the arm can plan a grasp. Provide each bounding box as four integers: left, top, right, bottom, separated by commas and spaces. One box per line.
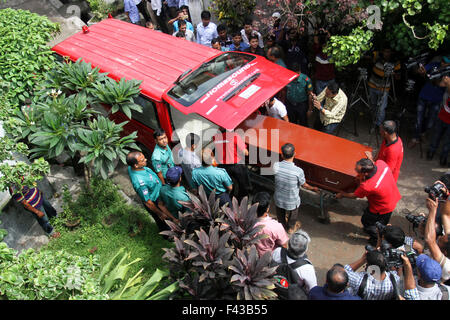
178, 133, 201, 188
196, 10, 218, 47
265, 96, 289, 121
240, 17, 264, 49
416, 254, 450, 300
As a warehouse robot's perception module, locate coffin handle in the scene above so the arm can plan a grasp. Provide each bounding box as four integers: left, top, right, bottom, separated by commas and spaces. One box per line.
325, 178, 340, 185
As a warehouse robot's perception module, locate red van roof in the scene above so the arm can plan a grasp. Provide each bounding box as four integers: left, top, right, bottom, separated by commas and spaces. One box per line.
51, 18, 219, 102
52, 18, 298, 130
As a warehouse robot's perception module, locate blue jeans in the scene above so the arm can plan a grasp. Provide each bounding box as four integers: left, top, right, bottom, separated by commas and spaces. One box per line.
34, 198, 57, 235
315, 79, 332, 95
322, 122, 340, 135
414, 98, 440, 139
369, 87, 389, 126
428, 118, 450, 161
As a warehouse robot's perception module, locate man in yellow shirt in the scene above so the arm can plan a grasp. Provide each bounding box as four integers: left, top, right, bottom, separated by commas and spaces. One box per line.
311, 80, 348, 135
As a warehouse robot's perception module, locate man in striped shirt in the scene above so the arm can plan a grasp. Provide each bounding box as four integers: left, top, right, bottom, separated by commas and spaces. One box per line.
273, 143, 319, 231
9, 185, 60, 238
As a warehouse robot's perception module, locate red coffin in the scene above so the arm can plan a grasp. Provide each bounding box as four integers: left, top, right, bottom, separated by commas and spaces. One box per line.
237, 114, 373, 193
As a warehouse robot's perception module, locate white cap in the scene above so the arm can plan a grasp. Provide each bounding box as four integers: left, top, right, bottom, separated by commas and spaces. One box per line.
272, 12, 281, 19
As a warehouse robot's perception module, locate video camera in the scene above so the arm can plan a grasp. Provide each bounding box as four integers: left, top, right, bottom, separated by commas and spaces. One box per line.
405, 52, 430, 69
357, 67, 368, 80
427, 65, 450, 81
366, 241, 417, 269
383, 62, 395, 76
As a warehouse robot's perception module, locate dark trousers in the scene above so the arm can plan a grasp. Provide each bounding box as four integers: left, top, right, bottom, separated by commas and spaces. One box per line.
286, 100, 309, 127
276, 206, 299, 230
219, 163, 251, 201
136, 0, 151, 22
314, 117, 340, 135
142, 201, 169, 233
32, 198, 57, 235
153, 9, 169, 34
217, 192, 231, 207
361, 207, 393, 245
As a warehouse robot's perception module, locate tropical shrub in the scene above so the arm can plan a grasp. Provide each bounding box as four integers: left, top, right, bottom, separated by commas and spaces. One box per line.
162, 186, 277, 300
0, 8, 59, 107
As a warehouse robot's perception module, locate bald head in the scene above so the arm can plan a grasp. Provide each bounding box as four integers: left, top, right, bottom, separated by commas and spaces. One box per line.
326, 264, 348, 293
381, 120, 397, 135
126, 151, 142, 167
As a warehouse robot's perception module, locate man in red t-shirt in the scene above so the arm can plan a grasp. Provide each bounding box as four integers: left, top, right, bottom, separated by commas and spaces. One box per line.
213, 129, 251, 200
336, 158, 401, 245
427, 74, 450, 166
365, 120, 403, 182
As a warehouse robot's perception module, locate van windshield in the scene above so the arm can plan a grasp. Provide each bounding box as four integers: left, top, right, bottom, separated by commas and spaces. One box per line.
167, 52, 256, 107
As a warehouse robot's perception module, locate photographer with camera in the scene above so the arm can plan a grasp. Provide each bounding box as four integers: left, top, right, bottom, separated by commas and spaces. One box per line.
375, 223, 424, 255
426, 63, 450, 165
424, 195, 450, 284
408, 56, 448, 150
344, 249, 401, 300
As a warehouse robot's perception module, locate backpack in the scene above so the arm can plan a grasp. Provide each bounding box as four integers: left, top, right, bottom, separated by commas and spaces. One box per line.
271, 247, 311, 300
357, 272, 399, 300
438, 283, 449, 300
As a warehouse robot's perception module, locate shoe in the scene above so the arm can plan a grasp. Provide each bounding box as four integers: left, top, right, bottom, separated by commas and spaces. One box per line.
50, 231, 61, 239
407, 139, 419, 149
426, 151, 434, 160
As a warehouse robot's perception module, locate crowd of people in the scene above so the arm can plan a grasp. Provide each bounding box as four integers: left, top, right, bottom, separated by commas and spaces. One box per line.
8, 0, 449, 301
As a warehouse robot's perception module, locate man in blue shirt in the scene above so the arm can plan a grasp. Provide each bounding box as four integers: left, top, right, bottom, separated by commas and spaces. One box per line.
127, 151, 179, 233
229, 32, 249, 52
409, 56, 449, 148
309, 264, 361, 300
151, 128, 175, 185
124, 0, 141, 25
159, 166, 191, 218
191, 148, 233, 206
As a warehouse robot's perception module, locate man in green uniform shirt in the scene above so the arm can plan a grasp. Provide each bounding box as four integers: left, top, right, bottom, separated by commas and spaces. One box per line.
127, 151, 179, 233
286, 62, 313, 127
191, 148, 233, 206
151, 128, 175, 185
159, 166, 191, 218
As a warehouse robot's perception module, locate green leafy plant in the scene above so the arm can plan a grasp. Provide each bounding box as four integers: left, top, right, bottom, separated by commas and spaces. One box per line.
0, 243, 107, 300
87, 0, 116, 21
75, 117, 139, 182
92, 78, 143, 119
0, 8, 59, 106
98, 247, 178, 300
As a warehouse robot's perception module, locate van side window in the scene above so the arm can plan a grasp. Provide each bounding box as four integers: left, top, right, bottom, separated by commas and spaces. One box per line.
131, 95, 159, 129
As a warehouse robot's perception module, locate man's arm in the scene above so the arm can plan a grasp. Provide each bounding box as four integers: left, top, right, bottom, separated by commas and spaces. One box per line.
225, 184, 233, 193
22, 201, 44, 218
349, 252, 367, 272
156, 171, 166, 185
145, 199, 179, 223
441, 200, 450, 234
302, 182, 320, 193
336, 192, 358, 199
424, 197, 444, 262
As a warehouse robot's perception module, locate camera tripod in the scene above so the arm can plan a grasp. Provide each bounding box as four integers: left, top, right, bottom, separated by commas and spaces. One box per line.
336, 68, 375, 140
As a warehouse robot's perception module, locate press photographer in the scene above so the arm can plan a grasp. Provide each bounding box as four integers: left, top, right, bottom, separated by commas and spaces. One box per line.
424, 195, 450, 284
374, 222, 424, 255
426, 60, 450, 165
344, 249, 401, 300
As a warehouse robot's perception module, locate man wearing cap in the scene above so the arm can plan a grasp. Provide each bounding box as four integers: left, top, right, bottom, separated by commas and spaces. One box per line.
127, 151, 179, 233
416, 254, 450, 300
191, 148, 233, 206
159, 166, 191, 218
151, 128, 175, 185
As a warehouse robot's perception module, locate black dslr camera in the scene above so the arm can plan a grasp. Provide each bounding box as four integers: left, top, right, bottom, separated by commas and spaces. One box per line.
375, 221, 387, 234
428, 65, 450, 81
365, 241, 417, 269
424, 181, 448, 201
